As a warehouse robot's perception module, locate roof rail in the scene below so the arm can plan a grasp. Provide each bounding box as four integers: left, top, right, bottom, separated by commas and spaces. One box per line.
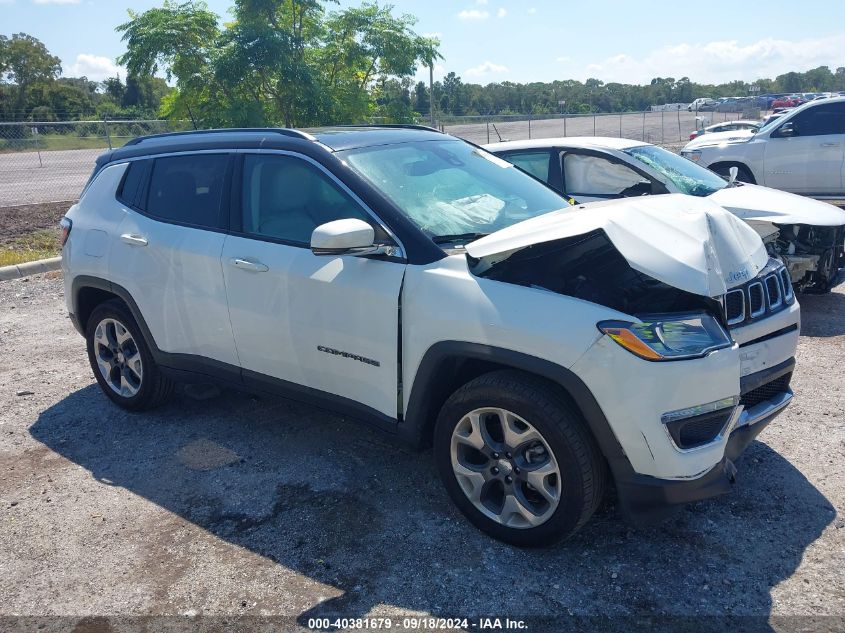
123, 127, 316, 147
334, 123, 443, 133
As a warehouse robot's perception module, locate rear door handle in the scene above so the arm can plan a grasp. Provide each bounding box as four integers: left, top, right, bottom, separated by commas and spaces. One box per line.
120, 233, 148, 247
229, 257, 269, 273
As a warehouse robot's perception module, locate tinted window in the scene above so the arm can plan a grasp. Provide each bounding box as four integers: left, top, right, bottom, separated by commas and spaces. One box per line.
146, 154, 229, 228
790, 103, 845, 136
117, 160, 147, 207
241, 154, 373, 244
504, 151, 552, 182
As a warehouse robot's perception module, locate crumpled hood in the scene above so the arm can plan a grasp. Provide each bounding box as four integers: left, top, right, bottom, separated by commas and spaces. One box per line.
709, 183, 845, 226
466, 194, 769, 298
684, 129, 754, 150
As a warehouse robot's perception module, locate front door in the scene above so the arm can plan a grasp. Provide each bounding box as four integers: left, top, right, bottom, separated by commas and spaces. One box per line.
221, 152, 406, 419
763, 101, 845, 194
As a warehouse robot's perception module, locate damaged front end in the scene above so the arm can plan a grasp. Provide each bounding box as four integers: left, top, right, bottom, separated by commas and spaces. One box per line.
773, 223, 845, 292
469, 228, 725, 320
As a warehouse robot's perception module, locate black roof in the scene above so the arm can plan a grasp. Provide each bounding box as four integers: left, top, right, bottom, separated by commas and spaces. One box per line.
101, 125, 445, 165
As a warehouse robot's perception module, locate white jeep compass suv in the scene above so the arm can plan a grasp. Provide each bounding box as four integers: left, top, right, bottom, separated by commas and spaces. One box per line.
61, 126, 800, 546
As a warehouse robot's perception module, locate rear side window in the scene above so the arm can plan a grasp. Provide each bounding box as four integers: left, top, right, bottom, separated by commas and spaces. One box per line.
503, 151, 552, 183
145, 154, 230, 228
117, 160, 148, 207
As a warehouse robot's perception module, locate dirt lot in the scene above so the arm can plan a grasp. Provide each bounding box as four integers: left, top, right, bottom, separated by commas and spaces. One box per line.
0, 201, 70, 245
0, 272, 843, 632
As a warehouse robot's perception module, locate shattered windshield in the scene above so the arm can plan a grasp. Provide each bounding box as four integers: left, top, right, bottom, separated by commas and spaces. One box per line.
339, 140, 567, 242
624, 145, 727, 197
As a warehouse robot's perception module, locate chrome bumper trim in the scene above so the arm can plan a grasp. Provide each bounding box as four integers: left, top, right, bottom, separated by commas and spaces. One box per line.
736, 389, 793, 429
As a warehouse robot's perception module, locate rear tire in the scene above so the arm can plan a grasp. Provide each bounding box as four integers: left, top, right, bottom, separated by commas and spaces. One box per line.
433, 370, 607, 547
85, 300, 173, 411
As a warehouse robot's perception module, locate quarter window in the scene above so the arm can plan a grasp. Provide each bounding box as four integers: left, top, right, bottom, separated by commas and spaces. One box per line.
117, 160, 148, 207
241, 154, 374, 244
145, 154, 230, 228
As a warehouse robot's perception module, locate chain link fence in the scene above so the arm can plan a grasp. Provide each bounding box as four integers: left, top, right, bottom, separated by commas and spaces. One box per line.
0, 111, 752, 210
0, 120, 190, 208
436, 109, 748, 150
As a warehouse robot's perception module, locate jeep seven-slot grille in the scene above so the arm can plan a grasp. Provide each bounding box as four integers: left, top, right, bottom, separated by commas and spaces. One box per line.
724, 260, 793, 328
740, 372, 792, 409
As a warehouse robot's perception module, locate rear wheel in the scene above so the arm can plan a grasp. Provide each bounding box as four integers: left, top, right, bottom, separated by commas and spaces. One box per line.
85, 300, 173, 410
434, 370, 607, 546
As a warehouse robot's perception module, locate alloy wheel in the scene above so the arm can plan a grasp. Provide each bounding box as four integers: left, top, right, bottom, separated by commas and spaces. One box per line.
450, 407, 561, 528
92, 317, 143, 397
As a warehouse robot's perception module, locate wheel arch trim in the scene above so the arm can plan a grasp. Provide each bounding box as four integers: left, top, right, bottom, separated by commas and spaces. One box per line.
403, 341, 630, 471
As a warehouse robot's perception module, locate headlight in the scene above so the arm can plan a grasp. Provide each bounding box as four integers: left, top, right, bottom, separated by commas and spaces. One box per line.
597, 313, 732, 361
683, 150, 702, 162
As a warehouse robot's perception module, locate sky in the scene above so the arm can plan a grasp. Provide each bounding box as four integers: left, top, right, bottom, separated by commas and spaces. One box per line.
2, 0, 844, 86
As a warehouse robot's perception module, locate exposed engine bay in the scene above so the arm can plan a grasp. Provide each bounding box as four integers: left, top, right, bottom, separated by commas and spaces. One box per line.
468, 229, 724, 320
766, 223, 845, 292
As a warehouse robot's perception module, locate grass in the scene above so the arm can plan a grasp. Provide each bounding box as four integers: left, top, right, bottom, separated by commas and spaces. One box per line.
0, 135, 132, 154
0, 229, 60, 267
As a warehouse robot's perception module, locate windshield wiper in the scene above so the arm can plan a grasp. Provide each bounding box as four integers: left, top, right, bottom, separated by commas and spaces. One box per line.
432, 232, 489, 244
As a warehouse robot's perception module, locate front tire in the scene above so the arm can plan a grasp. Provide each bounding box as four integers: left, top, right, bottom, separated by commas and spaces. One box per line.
712, 163, 755, 184
434, 371, 607, 547
85, 300, 173, 410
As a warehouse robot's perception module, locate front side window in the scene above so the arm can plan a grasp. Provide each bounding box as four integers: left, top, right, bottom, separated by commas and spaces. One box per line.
241, 154, 373, 244
562, 153, 644, 197
146, 154, 229, 228
787, 103, 845, 136
624, 144, 727, 197
339, 140, 567, 240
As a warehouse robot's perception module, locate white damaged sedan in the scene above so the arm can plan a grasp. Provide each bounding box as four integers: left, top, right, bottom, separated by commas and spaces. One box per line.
486, 137, 845, 291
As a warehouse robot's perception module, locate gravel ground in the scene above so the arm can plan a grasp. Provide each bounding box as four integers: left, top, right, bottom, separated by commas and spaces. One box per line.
0, 272, 843, 632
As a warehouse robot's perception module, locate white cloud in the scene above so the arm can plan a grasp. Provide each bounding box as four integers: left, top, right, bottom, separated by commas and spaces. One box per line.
497, 7, 507, 18
527, 7, 537, 14
577, 34, 845, 84
68, 54, 124, 81
414, 63, 446, 83
458, 9, 489, 20
32, 0, 80, 4
465, 61, 509, 78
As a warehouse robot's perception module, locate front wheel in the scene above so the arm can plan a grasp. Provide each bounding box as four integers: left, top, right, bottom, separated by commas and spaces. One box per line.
85, 300, 174, 410
712, 163, 755, 184
434, 371, 607, 546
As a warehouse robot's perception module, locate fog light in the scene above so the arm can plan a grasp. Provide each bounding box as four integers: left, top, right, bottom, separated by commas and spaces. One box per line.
662, 397, 740, 451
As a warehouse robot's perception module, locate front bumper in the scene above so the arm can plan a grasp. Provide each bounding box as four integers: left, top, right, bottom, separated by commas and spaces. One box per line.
615, 360, 794, 523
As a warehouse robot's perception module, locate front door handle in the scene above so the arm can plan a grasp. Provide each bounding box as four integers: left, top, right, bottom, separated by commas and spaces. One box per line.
120, 233, 148, 247
820, 142, 840, 147
229, 257, 269, 273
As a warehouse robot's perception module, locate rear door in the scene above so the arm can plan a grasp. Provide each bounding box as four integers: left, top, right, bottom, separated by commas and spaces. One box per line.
107, 153, 240, 366
763, 102, 845, 194
220, 151, 406, 420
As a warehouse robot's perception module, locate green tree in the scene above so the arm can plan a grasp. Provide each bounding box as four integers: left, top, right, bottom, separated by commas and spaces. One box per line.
0, 33, 61, 120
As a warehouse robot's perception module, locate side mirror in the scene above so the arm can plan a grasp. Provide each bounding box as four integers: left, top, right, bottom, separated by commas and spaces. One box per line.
728, 166, 739, 184
776, 122, 797, 138
311, 218, 388, 257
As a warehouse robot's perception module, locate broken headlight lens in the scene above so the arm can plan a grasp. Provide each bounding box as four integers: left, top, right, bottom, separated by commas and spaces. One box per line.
597, 313, 732, 361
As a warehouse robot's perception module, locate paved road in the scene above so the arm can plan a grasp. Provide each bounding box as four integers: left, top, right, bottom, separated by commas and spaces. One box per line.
0, 111, 742, 209
0, 272, 843, 630
0, 148, 102, 207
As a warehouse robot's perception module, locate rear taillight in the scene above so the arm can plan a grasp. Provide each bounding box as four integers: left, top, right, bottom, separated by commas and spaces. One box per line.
60, 217, 72, 247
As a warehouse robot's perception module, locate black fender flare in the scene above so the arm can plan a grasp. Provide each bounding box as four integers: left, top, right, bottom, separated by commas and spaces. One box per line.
402, 341, 630, 473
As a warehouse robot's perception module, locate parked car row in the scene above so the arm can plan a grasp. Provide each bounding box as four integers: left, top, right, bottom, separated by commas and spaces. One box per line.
62, 122, 831, 546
